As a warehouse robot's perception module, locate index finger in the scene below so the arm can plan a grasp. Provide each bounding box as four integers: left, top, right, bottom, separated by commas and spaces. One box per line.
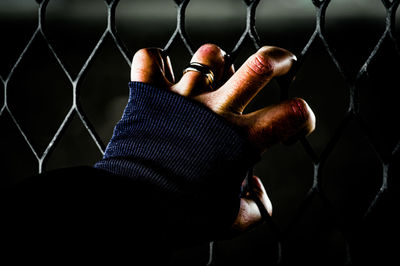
130, 48, 175, 87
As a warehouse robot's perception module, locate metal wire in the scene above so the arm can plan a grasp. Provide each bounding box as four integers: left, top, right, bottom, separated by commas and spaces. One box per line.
1, 0, 399, 265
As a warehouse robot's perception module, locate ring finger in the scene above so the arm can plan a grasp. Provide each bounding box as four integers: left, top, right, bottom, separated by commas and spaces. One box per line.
171, 44, 233, 97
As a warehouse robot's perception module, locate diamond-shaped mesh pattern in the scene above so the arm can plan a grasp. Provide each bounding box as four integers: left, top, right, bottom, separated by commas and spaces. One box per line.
1, 0, 399, 265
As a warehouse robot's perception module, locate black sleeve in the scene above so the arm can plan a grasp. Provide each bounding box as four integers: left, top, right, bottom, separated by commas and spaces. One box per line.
4, 166, 175, 265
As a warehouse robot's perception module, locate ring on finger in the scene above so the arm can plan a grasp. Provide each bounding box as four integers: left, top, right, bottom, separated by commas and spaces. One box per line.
183, 62, 215, 89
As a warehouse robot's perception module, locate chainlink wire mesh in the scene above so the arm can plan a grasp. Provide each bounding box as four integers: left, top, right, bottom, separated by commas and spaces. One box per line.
1, 0, 399, 265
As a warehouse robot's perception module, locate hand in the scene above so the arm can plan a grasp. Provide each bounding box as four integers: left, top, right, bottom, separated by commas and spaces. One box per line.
130, 44, 315, 232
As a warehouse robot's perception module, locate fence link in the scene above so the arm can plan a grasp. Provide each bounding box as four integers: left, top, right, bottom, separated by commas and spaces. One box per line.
1, 0, 399, 265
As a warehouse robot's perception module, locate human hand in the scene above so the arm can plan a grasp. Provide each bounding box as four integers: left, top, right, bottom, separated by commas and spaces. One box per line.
130, 44, 315, 232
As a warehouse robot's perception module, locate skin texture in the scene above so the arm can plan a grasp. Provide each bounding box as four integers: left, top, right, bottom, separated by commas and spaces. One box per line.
130, 44, 316, 233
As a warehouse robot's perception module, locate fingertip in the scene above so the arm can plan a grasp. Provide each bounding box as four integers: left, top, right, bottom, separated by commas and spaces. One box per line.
256, 46, 296, 77
291, 53, 298, 62
131, 48, 158, 82
280, 98, 315, 147
243, 97, 316, 152
191, 43, 227, 81
252, 175, 261, 186
307, 101, 316, 133
290, 97, 316, 135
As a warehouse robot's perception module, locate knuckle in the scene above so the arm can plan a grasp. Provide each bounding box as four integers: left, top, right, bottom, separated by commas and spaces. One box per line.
246, 53, 274, 76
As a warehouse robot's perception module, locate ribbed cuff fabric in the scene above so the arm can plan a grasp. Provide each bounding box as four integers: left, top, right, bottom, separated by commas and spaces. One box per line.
94, 82, 259, 202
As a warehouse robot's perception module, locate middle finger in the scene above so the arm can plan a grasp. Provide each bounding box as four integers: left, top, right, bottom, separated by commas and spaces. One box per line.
210, 46, 296, 114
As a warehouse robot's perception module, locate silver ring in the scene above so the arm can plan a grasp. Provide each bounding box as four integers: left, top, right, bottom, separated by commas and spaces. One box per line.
183, 62, 215, 89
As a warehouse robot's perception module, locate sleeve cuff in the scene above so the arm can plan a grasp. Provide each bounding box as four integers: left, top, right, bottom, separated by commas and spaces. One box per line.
94, 81, 259, 206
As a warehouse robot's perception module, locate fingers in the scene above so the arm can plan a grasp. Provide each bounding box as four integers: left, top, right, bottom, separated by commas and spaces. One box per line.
237, 98, 315, 152
210, 46, 296, 114
171, 44, 233, 97
131, 48, 175, 87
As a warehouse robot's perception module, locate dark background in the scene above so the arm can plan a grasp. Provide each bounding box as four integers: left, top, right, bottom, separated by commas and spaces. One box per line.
1, 0, 399, 265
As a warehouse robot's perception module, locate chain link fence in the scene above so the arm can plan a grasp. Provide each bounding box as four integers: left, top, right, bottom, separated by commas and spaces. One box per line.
1, 0, 399, 265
